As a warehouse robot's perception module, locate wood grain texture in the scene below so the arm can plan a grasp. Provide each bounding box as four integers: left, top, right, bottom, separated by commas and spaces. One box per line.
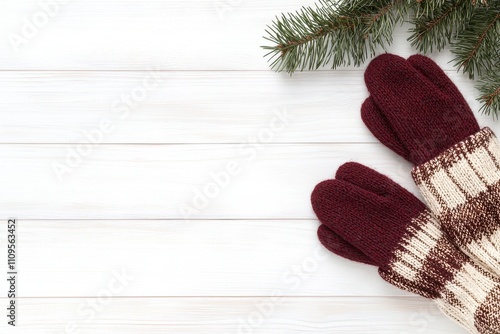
0, 219, 409, 297
0, 0, 469, 71
0, 143, 417, 219
0, 71, 497, 144
0, 297, 465, 333
0, 1, 490, 332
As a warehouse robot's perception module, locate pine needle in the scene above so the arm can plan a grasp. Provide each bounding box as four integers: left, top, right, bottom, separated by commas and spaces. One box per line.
262, 0, 408, 73
478, 66, 500, 116
262, 0, 500, 117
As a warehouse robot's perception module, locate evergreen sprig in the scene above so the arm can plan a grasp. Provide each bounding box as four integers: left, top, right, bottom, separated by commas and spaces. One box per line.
408, 0, 475, 53
262, 0, 408, 72
263, 0, 500, 117
478, 65, 500, 116
452, 4, 500, 78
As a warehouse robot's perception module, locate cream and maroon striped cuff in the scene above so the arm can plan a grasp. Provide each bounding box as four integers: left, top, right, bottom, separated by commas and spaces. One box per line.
411, 127, 500, 276
412, 127, 500, 215
380, 211, 500, 333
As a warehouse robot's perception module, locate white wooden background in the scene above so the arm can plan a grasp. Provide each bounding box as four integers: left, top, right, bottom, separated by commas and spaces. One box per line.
0, 1, 498, 333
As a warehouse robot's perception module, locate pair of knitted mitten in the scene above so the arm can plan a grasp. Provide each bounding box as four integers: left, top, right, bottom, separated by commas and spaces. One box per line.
312, 54, 500, 334
363, 54, 500, 277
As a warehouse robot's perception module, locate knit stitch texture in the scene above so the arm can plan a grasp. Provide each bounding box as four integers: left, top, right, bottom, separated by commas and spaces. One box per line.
362, 54, 480, 165
312, 162, 500, 333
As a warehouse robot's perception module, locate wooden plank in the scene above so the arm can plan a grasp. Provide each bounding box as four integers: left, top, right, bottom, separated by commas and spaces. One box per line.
0, 71, 495, 144
0, 1, 463, 70
1, 219, 409, 297
0, 143, 418, 219
0, 297, 465, 333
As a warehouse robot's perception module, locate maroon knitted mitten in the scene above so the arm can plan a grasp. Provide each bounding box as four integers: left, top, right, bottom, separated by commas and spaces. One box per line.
363, 54, 480, 166
317, 224, 375, 265
312, 162, 500, 334
362, 54, 479, 164
363, 54, 500, 279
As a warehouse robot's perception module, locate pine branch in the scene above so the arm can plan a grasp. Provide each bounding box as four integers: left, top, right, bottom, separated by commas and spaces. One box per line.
262, 0, 408, 73
477, 64, 500, 116
408, 0, 475, 53
414, 0, 453, 16
452, 4, 500, 78
262, 0, 500, 116
262, 1, 357, 73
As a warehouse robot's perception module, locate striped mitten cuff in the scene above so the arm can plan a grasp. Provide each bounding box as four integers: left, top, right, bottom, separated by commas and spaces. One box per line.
312, 162, 500, 334
379, 211, 500, 334
413, 127, 500, 275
